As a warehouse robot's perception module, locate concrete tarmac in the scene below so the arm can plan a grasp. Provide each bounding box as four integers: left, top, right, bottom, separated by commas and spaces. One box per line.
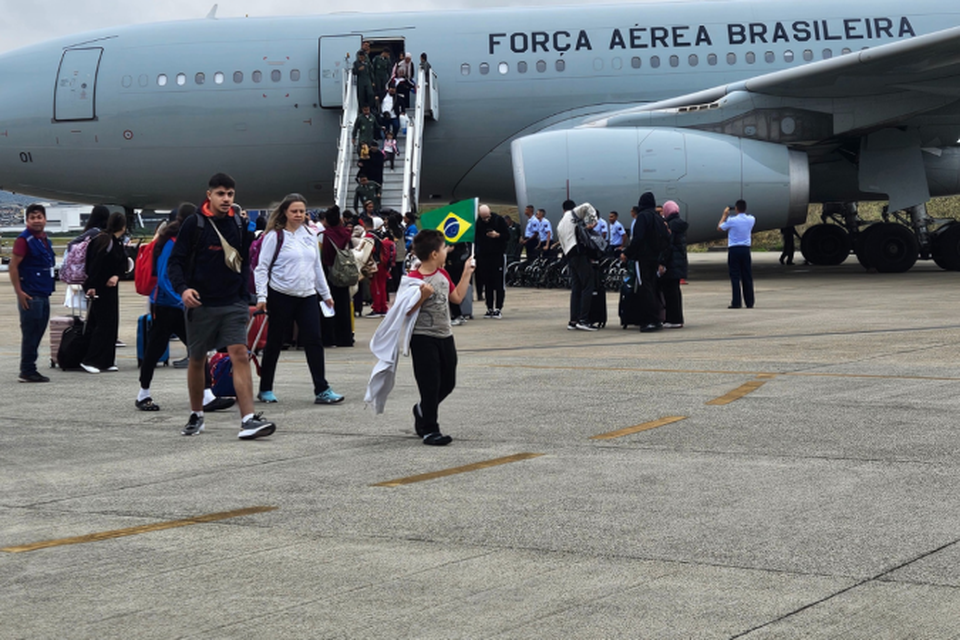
3, 252, 960, 639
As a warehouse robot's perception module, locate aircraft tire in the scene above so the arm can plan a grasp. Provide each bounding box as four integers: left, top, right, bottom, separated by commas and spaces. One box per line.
932, 223, 960, 271
863, 223, 919, 273
800, 224, 850, 266
853, 224, 882, 270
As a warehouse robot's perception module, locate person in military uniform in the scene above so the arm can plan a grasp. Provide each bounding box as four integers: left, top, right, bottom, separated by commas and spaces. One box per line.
354, 173, 382, 213
352, 105, 380, 155
353, 51, 377, 111
373, 49, 394, 98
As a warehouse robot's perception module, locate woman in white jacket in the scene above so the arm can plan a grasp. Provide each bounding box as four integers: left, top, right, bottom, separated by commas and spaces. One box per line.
254, 194, 344, 405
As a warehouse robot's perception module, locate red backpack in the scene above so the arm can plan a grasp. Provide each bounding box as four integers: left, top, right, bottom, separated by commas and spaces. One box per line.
134, 240, 157, 296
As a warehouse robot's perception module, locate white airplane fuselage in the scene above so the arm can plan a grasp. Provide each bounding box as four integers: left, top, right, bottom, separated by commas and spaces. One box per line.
0, 2, 958, 242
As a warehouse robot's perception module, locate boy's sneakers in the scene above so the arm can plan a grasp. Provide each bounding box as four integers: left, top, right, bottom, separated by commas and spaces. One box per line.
315, 387, 345, 404
19, 372, 50, 383
423, 432, 452, 446
239, 413, 276, 440
181, 413, 205, 436
450, 316, 467, 326
575, 322, 598, 332
257, 391, 279, 403
567, 321, 577, 330
492, 309, 502, 319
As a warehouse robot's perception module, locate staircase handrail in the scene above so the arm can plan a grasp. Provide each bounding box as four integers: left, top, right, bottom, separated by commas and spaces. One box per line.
402, 65, 428, 214
333, 56, 358, 210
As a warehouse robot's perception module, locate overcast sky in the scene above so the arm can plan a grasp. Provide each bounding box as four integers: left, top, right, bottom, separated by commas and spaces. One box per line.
0, 0, 652, 53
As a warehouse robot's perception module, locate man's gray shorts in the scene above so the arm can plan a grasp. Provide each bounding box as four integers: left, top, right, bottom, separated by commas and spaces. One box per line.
185, 302, 248, 359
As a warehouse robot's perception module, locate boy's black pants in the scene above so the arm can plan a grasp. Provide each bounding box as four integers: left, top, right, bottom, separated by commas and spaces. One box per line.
410, 334, 457, 434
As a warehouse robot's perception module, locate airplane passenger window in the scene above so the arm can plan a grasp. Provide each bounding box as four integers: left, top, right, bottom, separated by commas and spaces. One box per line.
784, 50, 795, 62
764, 51, 775, 63
122, 75, 132, 88
726, 53, 736, 65
841, 48, 852, 55
271, 69, 281, 82
138, 75, 148, 88
707, 53, 718, 66
687, 54, 698, 67
631, 57, 641, 69
214, 72, 224, 85
290, 69, 301, 81
556, 59, 566, 72
669, 55, 679, 67
822, 49, 833, 59
461, 63, 470, 75
803, 50, 814, 61
745, 52, 756, 64
234, 71, 243, 83
195, 72, 205, 85
518, 61, 528, 73
252, 70, 263, 83
479, 62, 489, 75
537, 60, 547, 72
177, 73, 186, 86
612, 57, 622, 70
498, 62, 508, 74
650, 56, 660, 69
157, 74, 168, 87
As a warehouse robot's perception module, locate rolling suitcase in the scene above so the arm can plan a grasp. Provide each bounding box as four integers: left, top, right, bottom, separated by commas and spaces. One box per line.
49, 316, 80, 368
137, 313, 170, 368
589, 266, 607, 328
209, 310, 268, 397
50, 293, 87, 368
619, 262, 644, 329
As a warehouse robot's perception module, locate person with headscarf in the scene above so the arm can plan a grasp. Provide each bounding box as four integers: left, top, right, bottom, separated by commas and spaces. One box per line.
659, 200, 688, 328
621, 192, 670, 332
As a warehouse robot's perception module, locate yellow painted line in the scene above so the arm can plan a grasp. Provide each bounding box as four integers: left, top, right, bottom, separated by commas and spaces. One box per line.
706, 376, 773, 405
590, 416, 687, 441
1, 506, 278, 554
373, 453, 545, 487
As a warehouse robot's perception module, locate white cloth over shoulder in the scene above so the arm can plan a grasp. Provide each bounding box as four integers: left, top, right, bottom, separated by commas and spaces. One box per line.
557, 203, 598, 255
364, 276, 423, 414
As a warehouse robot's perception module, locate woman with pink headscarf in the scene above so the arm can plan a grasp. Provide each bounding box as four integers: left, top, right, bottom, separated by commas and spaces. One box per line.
659, 200, 688, 328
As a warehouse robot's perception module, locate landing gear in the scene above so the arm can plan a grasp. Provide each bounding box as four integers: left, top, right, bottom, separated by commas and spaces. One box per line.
932, 223, 960, 271
859, 223, 918, 273
800, 224, 850, 266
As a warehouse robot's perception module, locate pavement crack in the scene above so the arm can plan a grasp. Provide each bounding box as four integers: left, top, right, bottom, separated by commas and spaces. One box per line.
729, 536, 960, 638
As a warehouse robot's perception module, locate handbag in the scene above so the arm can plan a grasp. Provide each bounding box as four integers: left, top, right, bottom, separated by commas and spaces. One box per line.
209, 219, 243, 273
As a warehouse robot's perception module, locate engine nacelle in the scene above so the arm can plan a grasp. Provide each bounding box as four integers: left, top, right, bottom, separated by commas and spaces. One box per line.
511, 127, 809, 243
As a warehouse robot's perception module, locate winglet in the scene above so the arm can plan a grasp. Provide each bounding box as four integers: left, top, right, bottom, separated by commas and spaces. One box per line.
206, 4, 218, 19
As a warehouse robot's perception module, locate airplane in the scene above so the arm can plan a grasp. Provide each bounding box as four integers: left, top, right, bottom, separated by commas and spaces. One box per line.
2, 1, 960, 272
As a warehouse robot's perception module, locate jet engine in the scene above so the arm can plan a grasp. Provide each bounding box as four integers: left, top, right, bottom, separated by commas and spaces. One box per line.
511, 127, 809, 243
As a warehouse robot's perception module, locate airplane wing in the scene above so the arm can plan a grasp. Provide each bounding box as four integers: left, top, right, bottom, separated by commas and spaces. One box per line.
587, 24, 960, 134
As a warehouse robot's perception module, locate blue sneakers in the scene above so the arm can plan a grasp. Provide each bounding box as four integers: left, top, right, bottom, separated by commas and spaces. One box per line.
315, 387, 345, 404
257, 391, 279, 403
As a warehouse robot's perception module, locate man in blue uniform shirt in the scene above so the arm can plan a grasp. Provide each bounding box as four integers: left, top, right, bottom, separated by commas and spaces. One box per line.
718, 199, 756, 309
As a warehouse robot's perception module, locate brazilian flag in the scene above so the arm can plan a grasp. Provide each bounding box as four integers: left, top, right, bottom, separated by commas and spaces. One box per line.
419, 198, 477, 244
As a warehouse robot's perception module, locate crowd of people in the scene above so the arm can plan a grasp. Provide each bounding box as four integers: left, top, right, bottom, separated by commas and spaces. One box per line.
9, 176, 758, 446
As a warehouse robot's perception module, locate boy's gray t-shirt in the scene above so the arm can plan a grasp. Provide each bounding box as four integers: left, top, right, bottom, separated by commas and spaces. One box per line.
409, 267, 454, 338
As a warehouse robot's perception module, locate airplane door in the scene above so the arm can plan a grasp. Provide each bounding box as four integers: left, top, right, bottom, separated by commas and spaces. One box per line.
54, 48, 103, 121
319, 35, 361, 108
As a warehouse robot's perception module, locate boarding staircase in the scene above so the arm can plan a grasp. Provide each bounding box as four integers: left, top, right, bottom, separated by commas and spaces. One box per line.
333, 62, 438, 214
